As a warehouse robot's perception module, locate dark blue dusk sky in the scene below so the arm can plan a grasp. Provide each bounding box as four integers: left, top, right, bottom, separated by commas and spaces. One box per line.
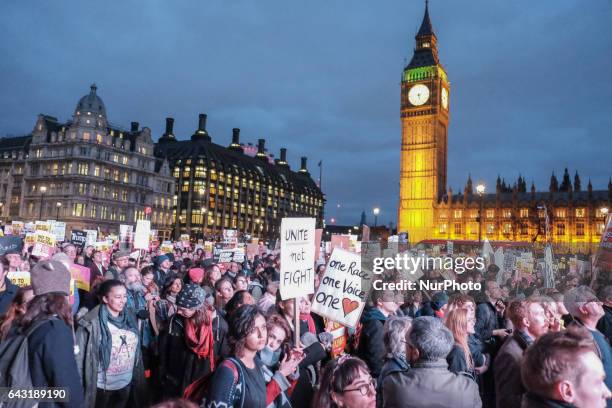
1, 0, 610, 227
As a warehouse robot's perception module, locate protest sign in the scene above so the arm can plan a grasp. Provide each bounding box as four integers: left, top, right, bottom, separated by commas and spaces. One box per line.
180, 234, 191, 249
217, 248, 245, 264
31, 231, 56, 259
134, 220, 151, 250
24, 233, 36, 249
71, 264, 91, 292
35, 221, 50, 233
11, 221, 24, 235
51, 221, 66, 242
3, 225, 13, 236
246, 243, 259, 261
71, 230, 87, 248
84, 230, 98, 246
0, 236, 23, 256
311, 248, 369, 328
94, 241, 111, 253
279, 217, 316, 300
328, 321, 348, 359
160, 242, 174, 254
7, 271, 30, 287
447, 241, 454, 255
592, 215, 612, 285
330, 235, 349, 252
362, 225, 370, 243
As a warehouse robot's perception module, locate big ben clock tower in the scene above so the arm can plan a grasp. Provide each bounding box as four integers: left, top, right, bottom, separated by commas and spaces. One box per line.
398, 0, 450, 244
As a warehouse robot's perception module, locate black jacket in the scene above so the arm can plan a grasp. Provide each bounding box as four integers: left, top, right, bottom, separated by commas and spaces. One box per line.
27, 319, 85, 408
0, 277, 18, 316
597, 304, 612, 345
521, 393, 577, 408
377, 354, 409, 408
158, 313, 229, 399
356, 306, 387, 377
475, 301, 504, 344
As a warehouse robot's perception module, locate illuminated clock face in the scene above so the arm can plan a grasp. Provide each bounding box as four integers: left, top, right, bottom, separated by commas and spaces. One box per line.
408, 84, 430, 106
441, 88, 449, 109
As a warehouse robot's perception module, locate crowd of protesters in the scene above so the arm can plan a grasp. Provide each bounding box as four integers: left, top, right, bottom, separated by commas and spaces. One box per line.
0, 239, 610, 408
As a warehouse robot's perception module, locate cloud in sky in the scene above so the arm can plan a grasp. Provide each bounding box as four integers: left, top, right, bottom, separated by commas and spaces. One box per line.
0, 0, 610, 226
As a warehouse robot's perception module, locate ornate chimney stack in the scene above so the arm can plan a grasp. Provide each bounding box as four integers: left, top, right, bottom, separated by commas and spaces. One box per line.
191, 113, 211, 142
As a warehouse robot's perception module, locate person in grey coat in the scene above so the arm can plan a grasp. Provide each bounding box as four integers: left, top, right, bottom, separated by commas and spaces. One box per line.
382, 316, 481, 408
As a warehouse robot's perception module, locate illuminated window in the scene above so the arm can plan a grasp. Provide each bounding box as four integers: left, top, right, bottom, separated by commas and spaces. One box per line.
556, 223, 565, 236
72, 203, 84, 217
454, 223, 461, 235
596, 208, 608, 218
77, 163, 89, 176
520, 208, 529, 218
575, 208, 585, 218
96, 134, 103, 143
439, 211, 448, 219
486, 209, 494, 219
520, 224, 528, 235
487, 224, 495, 234
503, 223, 512, 234
439, 223, 447, 234
94, 166, 100, 177
555, 209, 566, 218
83, 132, 90, 141
453, 210, 462, 219
502, 209, 512, 218
576, 223, 585, 236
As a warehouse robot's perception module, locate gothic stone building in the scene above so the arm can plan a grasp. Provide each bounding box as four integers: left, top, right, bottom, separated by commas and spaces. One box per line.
398, 3, 611, 248
154, 115, 325, 240
0, 85, 175, 237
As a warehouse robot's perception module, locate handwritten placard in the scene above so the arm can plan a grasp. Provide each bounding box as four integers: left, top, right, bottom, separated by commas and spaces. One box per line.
311, 248, 370, 328
31, 231, 56, 259
279, 217, 316, 300
8, 271, 31, 287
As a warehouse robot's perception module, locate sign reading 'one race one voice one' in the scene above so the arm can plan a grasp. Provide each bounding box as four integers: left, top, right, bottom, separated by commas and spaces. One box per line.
279, 217, 316, 300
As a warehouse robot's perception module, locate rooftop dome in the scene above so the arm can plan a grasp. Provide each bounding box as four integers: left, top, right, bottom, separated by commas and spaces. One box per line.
75, 83, 106, 118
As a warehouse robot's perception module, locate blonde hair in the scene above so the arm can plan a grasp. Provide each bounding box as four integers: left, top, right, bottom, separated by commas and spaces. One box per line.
444, 308, 474, 370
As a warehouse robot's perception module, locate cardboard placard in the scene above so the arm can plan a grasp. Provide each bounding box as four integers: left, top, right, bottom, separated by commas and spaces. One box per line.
0, 236, 23, 256
71, 264, 91, 292
7, 271, 30, 287
134, 220, 151, 250
71, 230, 87, 248
279, 217, 316, 300
311, 248, 370, 328
31, 231, 56, 259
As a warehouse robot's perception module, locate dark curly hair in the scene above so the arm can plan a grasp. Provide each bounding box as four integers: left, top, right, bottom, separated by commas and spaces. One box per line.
227, 304, 265, 356
312, 356, 371, 408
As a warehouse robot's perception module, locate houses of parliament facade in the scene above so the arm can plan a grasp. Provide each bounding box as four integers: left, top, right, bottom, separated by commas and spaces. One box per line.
398, 2, 611, 248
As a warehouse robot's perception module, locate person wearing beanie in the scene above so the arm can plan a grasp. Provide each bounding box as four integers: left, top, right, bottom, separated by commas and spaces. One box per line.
188, 267, 205, 285
154, 255, 175, 288
18, 259, 85, 408
158, 283, 229, 399
418, 291, 449, 319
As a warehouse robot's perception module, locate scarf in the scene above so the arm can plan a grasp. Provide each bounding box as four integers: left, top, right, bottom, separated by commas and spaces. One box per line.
300, 313, 316, 333
99, 304, 140, 372
184, 312, 215, 371
259, 345, 282, 368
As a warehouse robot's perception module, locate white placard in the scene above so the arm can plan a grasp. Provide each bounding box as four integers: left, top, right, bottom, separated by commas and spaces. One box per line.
311, 248, 370, 328
133, 220, 151, 250
84, 230, 98, 246
279, 217, 316, 300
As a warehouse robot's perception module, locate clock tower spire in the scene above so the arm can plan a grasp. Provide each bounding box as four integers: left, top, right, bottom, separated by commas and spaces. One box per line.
398, 0, 450, 244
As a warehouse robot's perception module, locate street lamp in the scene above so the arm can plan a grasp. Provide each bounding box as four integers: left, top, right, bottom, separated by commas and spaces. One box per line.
38, 186, 47, 220
476, 182, 485, 243
373, 207, 380, 228
56, 202, 62, 220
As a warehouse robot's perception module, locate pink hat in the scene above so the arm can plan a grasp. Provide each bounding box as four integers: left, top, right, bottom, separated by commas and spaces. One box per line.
189, 268, 205, 283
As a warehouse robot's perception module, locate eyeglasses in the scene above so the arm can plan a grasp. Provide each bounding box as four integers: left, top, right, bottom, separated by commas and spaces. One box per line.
342, 378, 376, 396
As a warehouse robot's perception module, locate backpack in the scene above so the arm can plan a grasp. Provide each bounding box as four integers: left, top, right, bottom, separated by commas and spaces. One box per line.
183, 357, 245, 408
0, 318, 55, 408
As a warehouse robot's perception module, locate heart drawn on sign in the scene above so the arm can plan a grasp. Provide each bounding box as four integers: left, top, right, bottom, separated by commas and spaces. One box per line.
342, 298, 359, 316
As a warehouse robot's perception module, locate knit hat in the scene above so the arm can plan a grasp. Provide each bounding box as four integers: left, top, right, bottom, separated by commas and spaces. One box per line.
31, 260, 71, 296
431, 291, 449, 311
176, 284, 206, 310
157, 255, 170, 264
188, 268, 205, 283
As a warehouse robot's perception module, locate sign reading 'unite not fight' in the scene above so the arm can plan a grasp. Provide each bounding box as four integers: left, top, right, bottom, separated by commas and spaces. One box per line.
279, 217, 316, 300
